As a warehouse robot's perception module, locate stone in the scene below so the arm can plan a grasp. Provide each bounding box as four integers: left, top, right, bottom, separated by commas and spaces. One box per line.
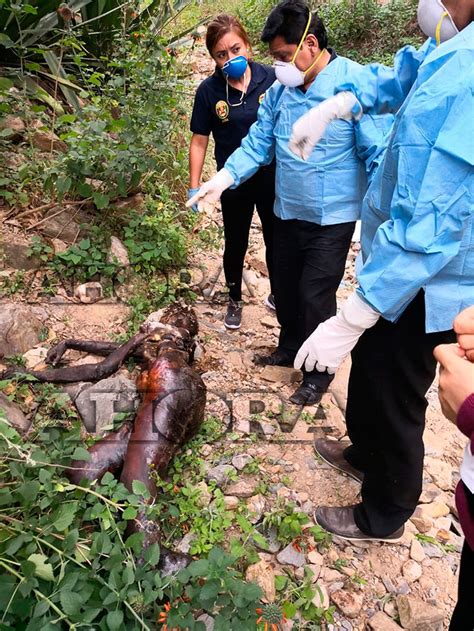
330, 590, 363, 618
419, 484, 442, 504
0, 392, 31, 432
277, 543, 306, 567
312, 582, 330, 609
114, 194, 145, 213
107, 236, 130, 268
23, 347, 48, 369
247, 494, 266, 524
384, 600, 398, 618
307, 563, 322, 582
196, 614, 214, 631
421, 543, 443, 559
225, 479, 257, 497
231, 453, 253, 470
410, 515, 433, 534
410, 539, 426, 563
195, 481, 212, 508
227, 351, 243, 369
260, 365, 300, 384
396, 595, 444, 630
245, 560, 275, 603
176, 532, 196, 554
415, 502, 450, 519
31, 129, 67, 153
205, 464, 236, 488
307, 550, 324, 565
74, 374, 139, 434
0, 116, 25, 141
260, 315, 276, 328
255, 526, 281, 553
40, 207, 84, 243
424, 457, 453, 491
396, 580, 411, 596
402, 560, 422, 583
0, 304, 43, 357
51, 238, 68, 254
368, 611, 402, 631
0, 241, 42, 270
382, 576, 397, 594
74, 282, 103, 304
223, 495, 239, 510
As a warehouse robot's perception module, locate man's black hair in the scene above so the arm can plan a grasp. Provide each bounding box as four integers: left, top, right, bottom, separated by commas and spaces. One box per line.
261, 0, 328, 50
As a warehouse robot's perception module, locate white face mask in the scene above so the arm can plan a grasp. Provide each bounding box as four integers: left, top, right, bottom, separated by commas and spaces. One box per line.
417, 0, 459, 45
273, 11, 325, 88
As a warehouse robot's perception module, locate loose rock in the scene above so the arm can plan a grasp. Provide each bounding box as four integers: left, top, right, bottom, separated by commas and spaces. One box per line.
402, 560, 422, 583
396, 595, 444, 630
276, 543, 306, 567
205, 464, 236, 488
330, 590, 364, 618
0, 304, 43, 356
368, 611, 402, 631
245, 560, 275, 603
0, 392, 31, 432
260, 365, 301, 384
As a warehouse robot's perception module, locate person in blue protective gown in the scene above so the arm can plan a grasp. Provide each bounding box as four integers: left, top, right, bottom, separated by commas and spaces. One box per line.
288, 0, 474, 564
188, 0, 391, 406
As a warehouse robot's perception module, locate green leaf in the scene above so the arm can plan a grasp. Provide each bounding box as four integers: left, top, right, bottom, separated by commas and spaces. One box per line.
0, 34, 15, 49
77, 182, 93, 197
143, 543, 160, 566
60, 590, 83, 616
0, 78, 14, 90
78, 239, 90, 250
27, 554, 54, 582
282, 601, 297, 618
53, 502, 78, 531
17, 480, 40, 503
122, 506, 137, 520
131, 480, 149, 497
93, 192, 110, 210
71, 446, 91, 461
106, 610, 124, 631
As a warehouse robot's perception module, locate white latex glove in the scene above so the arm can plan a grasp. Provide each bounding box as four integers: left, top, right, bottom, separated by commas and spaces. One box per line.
294, 293, 380, 373
185, 168, 234, 212
289, 91, 363, 160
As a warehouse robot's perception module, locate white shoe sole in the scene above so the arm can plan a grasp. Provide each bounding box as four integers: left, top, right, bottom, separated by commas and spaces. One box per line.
264, 296, 276, 311
224, 322, 241, 330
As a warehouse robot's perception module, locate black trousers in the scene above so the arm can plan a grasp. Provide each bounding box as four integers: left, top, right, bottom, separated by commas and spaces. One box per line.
220, 168, 275, 302
450, 540, 474, 630
343, 291, 455, 536
273, 216, 355, 390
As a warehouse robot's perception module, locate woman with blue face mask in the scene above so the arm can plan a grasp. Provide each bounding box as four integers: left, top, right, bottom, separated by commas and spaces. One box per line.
189, 14, 277, 330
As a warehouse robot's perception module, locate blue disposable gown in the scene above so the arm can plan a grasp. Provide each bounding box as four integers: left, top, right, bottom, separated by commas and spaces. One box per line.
337, 27, 474, 333
224, 55, 392, 226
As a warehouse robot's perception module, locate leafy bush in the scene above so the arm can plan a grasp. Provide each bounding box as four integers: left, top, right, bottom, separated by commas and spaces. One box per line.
0, 418, 262, 630
238, 0, 422, 64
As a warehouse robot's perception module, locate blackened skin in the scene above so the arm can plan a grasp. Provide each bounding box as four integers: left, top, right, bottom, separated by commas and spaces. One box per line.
0, 331, 148, 383
66, 421, 133, 485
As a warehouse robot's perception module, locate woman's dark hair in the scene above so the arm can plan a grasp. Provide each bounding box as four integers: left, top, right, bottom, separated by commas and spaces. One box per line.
205, 14, 252, 56
261, 0, 328, 50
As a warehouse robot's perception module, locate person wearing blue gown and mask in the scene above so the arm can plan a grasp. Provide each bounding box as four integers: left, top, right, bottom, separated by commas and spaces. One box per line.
189, 14, 276, 330
188, 0, 391, 406
288, 0, 474, 564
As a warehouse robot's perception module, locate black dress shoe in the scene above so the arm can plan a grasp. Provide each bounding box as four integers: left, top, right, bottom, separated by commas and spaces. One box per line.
254, 348, 295, 367
289, 383, 324, 406
314, 438, 364, 483
315, 505, 404, 543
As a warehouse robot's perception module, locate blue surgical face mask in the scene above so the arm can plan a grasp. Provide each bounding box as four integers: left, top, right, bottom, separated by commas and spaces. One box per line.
222, 55, 248, 79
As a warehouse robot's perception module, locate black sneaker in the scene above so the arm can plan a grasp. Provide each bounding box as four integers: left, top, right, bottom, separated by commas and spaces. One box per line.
264, 294, 276, 311
225, 299, 243, 329
289, 383, 325, 406
254, 348, 295, 366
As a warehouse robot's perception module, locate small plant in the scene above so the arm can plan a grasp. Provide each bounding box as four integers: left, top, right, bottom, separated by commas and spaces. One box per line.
262, 502, 309, 545
274, 568, 336, 624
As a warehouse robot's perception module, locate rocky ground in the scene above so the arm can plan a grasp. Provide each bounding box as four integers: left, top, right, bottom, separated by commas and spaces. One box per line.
0, 37, 467, 631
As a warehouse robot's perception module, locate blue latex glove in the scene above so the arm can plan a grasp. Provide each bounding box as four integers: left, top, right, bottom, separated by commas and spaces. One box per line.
188, 187, 200, 212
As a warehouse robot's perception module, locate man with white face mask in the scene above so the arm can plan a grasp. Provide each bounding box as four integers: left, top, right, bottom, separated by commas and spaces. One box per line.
287, 0, 474, 562
187, 0, 391, 406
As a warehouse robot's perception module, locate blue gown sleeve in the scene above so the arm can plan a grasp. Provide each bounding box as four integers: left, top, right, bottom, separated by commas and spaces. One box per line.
336, 39, 435, 114
356, 85, 474, 322
354, 113, 393, 183
224, 88, 277, 187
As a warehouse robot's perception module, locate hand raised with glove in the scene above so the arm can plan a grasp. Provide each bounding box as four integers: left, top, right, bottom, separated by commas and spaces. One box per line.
185, 169, 234, 212
294, 293, 380, 374
289, 91, 363, 160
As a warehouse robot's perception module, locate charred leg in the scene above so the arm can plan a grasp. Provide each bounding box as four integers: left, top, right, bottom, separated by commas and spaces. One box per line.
1, 331, 148, 383
66, 421, 132, 484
